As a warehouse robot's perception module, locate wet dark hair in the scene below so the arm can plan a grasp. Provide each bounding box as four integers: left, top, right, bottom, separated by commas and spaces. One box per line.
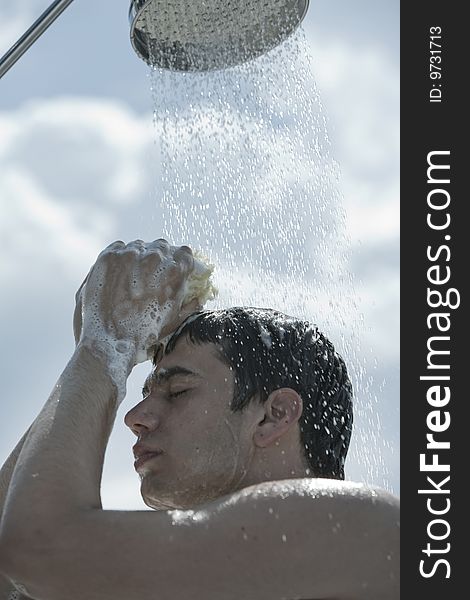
158, 307, 353, 480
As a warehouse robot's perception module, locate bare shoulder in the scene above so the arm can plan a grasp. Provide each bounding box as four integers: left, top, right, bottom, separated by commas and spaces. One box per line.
0, 479, 398, 600
210, 477, 399, 525
193, 478, 400, 600
223, 476, 399, 504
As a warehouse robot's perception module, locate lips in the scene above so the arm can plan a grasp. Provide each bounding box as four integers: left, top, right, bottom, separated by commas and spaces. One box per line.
132, 443, 163, 471
134, 451, 162, 470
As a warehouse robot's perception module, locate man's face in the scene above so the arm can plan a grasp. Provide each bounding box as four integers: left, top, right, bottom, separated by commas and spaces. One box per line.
124, 336, 256, 510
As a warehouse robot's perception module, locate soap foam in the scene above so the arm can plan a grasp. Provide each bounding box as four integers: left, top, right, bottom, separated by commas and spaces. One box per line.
79, 247, 217, 402
182, 251, 218, 305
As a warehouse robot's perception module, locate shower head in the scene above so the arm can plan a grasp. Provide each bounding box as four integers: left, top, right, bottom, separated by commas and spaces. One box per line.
129, 0, 309, 72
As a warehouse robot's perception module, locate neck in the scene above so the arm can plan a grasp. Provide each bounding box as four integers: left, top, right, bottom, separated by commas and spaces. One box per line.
234, 443, 310, 492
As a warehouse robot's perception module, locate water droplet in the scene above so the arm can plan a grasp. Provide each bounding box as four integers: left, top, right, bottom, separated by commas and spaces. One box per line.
144, 19, 383, 491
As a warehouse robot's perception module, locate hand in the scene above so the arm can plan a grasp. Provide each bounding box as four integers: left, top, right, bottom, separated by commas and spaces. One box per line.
74, 239, 203, 369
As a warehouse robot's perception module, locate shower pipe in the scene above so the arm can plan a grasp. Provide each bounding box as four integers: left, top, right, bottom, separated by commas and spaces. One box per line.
0, 0, 75, 80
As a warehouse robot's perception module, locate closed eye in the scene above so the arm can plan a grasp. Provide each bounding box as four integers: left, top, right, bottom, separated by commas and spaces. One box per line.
168, 389, 189, 399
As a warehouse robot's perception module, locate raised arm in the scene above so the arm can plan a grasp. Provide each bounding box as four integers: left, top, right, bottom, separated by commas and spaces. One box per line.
0, 428, 35, 599
0, 239, 201, 599
0, 430, 32, 524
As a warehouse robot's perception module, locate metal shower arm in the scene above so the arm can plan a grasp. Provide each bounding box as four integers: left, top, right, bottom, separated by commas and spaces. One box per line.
0, 0, 75, 80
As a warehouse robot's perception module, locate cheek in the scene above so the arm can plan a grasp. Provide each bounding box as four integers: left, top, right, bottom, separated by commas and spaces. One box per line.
179, 419, 239, 461
203, 418, 244, 461
168, 397, 242, 453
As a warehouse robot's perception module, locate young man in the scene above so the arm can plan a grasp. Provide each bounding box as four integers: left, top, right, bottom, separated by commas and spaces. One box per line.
0, 239, 399, 600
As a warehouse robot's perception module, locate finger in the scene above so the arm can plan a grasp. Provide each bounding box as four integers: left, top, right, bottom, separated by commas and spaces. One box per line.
126, 240, 147, 253
140, 251, 160, 270
98, 240, 126, 257
178, 245, 193, 256
148, 238, 170, 251
140, 252, 162, 288
164, 262, 192, 292
173, 246, 194, 273
146, 240, 172, 264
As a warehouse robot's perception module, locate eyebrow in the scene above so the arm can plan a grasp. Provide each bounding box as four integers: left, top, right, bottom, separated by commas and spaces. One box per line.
142, 366, 202, 394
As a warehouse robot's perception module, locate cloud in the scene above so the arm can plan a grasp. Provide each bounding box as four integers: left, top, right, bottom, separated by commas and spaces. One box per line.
0, 168, 108, 281
1, 97, 152, 204
0, 97, 153, 283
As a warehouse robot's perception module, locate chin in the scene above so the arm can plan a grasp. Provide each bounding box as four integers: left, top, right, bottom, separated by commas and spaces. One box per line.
144, 495, 179, 511
140, 477, 176, 510
142, 477, 232, 511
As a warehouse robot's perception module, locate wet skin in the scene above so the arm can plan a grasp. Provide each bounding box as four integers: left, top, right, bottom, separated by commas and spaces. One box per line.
125, 335, 309, 511
0, 240, 399, 600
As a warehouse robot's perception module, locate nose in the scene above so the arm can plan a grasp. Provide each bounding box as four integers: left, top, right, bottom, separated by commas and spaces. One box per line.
124, 398, 161, 436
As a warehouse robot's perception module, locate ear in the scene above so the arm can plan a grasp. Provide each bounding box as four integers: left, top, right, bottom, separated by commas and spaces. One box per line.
253, 388, 303, 448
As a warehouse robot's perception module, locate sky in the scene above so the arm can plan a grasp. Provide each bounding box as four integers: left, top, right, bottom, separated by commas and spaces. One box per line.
0, 0, 399, 509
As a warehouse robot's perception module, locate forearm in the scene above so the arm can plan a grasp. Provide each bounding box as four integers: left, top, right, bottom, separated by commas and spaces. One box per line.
0, 428, 34, 517
0, 429, 35, 599
0, 343, 123, 550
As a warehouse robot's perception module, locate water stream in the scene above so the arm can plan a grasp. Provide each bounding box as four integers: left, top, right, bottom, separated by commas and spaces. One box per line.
147, 27, 388, 486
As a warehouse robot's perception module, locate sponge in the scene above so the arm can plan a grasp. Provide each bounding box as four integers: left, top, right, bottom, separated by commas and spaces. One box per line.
183, 251, 218, 305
